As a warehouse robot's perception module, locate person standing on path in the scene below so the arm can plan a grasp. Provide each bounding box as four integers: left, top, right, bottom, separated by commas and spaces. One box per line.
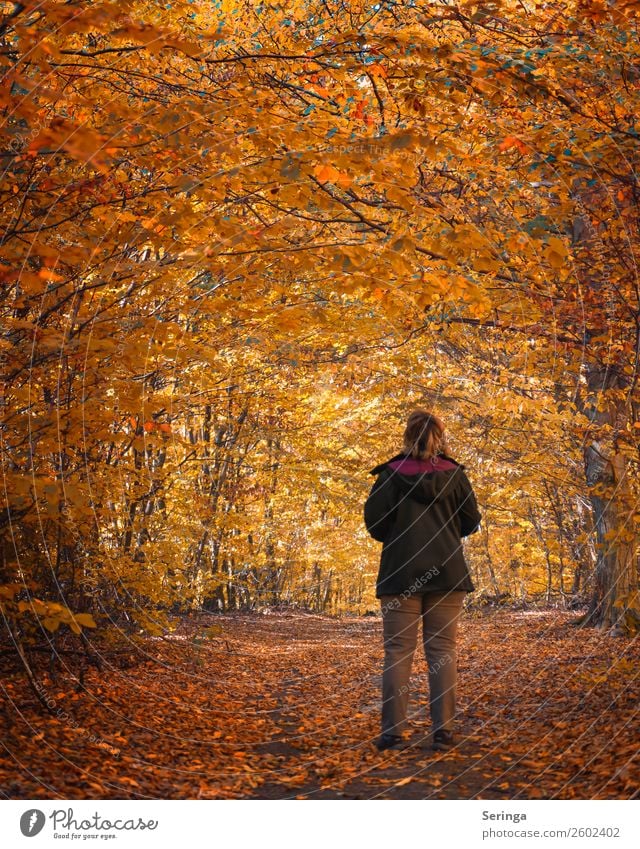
364, 409, 482, 752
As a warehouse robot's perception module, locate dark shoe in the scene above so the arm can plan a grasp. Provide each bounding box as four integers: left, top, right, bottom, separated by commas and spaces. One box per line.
375, 733, 405, 751
432, 729, 454, 751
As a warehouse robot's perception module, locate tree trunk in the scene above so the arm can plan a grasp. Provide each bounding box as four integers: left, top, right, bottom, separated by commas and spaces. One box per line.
584, 440, 637, 633
481, 519, 500, 595
581, 366, 638, 633
570, 204, 639, 634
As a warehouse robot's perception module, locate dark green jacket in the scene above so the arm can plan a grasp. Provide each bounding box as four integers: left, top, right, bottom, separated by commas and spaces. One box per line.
364, 452, 481, 598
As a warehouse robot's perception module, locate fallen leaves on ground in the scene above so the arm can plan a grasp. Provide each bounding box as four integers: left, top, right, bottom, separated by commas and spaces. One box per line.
2, 610, 639, 799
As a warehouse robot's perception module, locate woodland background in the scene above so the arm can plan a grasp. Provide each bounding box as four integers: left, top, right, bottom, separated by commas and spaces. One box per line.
1, 0, 640, 791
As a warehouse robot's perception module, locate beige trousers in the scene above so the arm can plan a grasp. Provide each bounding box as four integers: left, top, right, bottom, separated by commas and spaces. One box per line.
379, 591, 466, 735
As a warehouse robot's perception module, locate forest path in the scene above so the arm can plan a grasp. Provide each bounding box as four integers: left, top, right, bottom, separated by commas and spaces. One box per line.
2, 609, 639, 799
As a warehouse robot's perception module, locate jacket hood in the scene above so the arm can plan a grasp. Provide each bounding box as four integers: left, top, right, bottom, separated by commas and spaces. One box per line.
369, 453, 465, 505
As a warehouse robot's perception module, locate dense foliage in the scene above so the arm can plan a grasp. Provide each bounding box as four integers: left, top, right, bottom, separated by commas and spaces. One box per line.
2, 0, 639, 688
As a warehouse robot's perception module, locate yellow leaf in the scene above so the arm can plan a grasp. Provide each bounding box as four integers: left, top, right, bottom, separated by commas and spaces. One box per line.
545, 236, 569, 269
75, 613, 97, 628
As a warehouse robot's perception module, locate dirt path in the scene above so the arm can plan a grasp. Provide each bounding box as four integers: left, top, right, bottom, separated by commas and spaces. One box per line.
2, 610, 639, 799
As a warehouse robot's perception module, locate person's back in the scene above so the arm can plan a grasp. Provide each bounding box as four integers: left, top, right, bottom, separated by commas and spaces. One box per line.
366, 450, 480, 598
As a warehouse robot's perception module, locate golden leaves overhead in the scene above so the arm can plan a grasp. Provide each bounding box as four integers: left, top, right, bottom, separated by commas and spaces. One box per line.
1, 0, 639, 657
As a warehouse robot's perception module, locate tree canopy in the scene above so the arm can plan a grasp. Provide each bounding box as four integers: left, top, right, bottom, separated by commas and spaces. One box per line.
2, 0, 640, 689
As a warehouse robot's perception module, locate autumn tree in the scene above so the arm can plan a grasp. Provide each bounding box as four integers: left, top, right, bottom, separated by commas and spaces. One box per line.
1, 0, 639, 682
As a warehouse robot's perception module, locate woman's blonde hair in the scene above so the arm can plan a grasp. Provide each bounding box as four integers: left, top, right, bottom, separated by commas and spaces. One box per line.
402, 409, 449, 460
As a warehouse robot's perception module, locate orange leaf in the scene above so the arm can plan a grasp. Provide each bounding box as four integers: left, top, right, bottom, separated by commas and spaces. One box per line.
38, 268, 64, 282
499, 135, 528, 154
314, 163, 351, 187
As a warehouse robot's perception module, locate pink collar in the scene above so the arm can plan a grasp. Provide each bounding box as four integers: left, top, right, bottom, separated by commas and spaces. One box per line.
387, 455, 457, 475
